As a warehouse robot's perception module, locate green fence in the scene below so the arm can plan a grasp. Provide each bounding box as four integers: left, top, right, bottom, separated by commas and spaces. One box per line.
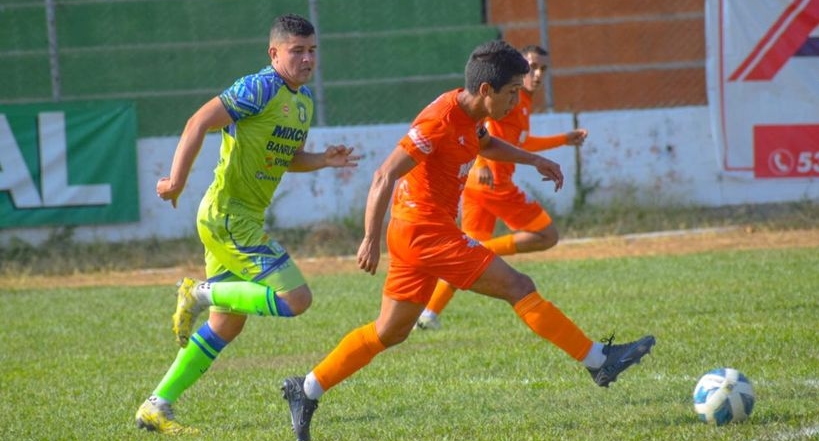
0, 0, 498, 136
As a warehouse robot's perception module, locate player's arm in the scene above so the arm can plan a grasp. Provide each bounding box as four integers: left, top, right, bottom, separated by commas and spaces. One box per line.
522, 129, 588, 152
474, 119, 502, 188
289, 144, 361, 172
478, 133, 534, 164
157, 97, 233, 208
473, 154, 495, 189
479, 133, 563, 191
357, 147, 417, 275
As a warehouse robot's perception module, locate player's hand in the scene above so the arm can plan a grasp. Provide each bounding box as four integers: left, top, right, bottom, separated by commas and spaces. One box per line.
156, 177, 182, 208
567, 129, 588, 147
477, 165, 494, 189
534, 157, 564, 192
324, 145, 362, 168
357, 236, 381, 275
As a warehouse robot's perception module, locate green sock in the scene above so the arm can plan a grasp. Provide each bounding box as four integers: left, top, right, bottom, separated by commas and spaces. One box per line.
210, 281, 293, 316
153, 323, 227, 402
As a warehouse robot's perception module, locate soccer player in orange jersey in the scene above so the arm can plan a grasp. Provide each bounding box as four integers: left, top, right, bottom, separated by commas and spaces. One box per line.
416, 45, 588, 330
280, 40, 654, 441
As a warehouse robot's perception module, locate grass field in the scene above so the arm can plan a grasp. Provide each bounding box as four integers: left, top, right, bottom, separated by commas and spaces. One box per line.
2, 246, 818, 440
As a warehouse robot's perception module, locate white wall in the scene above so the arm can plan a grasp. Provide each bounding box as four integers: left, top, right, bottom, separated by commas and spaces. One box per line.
577, 106, 819, 206
2, 106, 817, 245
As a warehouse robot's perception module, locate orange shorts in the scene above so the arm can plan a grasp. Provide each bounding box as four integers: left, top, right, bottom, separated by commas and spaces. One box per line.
383, 218, 495, 304
461, 184, 552, 241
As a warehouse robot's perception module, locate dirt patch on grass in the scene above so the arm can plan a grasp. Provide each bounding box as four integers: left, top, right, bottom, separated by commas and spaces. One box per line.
8, 227, 819, 290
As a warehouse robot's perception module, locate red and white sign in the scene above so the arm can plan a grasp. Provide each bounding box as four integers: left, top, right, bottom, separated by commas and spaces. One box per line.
754, 125, 819, 177
706, 0, 819, 178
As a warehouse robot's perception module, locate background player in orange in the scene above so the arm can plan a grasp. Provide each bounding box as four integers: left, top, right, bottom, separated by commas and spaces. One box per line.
416, 44, 588, 330
280, 40, 655, 441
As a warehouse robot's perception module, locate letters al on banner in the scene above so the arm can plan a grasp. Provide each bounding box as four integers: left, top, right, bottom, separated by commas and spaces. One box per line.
706, 0, 819, 178
0, 101, 139, 228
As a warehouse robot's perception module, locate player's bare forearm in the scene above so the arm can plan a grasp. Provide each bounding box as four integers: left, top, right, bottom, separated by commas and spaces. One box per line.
358, 169, 393, 274
289, 144, 360, 172
158, 97, 230, 207
480, 135, 540, 165
157, 137, 202, 207
288, 150, 326, 172
357, 147, 417, 274
480, 136, 563, 191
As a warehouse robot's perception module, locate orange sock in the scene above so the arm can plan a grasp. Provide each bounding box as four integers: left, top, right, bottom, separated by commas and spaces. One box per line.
481, 234, 517, 256
312, 322, 386, 391
513, 292, 593, 361
426, 280, 456, 315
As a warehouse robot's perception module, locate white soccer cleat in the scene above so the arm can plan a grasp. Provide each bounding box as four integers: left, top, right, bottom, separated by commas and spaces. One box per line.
414, 315, 442, 331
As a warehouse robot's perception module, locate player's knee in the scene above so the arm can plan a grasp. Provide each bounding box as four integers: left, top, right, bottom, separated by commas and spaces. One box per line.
379, 330, 411, 347
534, 225, 559, 251
513, 272, 537, 295
208, 312, 247, 342
282, 287, 313, 316
374, 317, 416, 347
377, 324, 416, 347
504, 272, 536, 303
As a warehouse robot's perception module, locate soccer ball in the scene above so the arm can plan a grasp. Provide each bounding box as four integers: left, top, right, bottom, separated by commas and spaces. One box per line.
693, 368, 755, 425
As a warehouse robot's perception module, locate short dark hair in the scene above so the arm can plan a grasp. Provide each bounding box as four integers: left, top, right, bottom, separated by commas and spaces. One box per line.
464, 40, 529, 93
269, 13, 315, 43
520, 44, 549, 57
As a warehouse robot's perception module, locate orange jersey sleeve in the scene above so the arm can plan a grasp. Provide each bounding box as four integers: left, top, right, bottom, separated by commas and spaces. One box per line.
521, 133, 569, 152
392, 89, 483, 224
484, 118, 508, 142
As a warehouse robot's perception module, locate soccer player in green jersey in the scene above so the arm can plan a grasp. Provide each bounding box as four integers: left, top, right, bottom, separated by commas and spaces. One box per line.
135, 14, 360, 435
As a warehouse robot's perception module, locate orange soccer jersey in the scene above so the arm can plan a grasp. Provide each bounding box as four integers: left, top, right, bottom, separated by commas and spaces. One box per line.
392, 89, 483, 224
384, 89, 496, 302
460, 89, 565, 240
467, 89, 568, 191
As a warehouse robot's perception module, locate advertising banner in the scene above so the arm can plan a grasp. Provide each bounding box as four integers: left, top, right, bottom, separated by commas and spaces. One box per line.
0, 101, 139, 228
706, 0, 819, 178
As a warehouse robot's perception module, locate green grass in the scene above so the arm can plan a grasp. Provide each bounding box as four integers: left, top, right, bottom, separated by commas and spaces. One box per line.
2, 247, 818, 440
2, 200, 818, 277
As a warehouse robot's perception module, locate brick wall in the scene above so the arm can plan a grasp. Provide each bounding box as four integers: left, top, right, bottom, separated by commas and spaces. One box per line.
486, 0, 706, 112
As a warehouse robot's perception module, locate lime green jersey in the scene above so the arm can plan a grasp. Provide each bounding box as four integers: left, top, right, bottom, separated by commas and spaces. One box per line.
207, 66, 313, 217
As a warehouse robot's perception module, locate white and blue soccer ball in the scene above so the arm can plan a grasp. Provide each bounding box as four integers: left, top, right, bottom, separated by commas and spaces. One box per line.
693, 367, 755, 425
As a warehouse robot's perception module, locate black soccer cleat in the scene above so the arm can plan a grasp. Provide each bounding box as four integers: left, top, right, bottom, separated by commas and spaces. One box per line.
587, 334, 656, 387
281, 376, 319, 441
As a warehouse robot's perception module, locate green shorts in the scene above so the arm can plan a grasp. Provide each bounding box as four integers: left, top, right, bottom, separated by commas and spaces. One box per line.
197, 198, 306, 311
